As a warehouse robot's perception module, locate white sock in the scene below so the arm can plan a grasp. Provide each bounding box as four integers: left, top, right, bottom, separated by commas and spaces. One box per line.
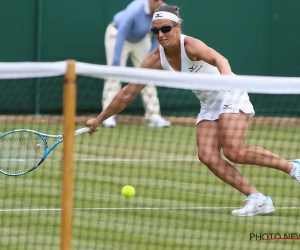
290, 162, 298, 177
249, 193, 267, 199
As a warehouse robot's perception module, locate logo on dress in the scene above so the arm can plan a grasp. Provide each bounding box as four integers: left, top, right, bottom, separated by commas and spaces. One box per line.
188, 64, 203, 73
223, 104, 232, 109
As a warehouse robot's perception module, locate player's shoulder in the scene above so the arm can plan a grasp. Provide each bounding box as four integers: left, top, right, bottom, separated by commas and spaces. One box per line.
183, 35, 207, 55
183, 35, 204, 48
141, 47, 163, 70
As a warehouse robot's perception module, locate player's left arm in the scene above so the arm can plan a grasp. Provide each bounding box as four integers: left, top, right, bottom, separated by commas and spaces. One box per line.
185, 36, 232, 75
85, 50, 162, 133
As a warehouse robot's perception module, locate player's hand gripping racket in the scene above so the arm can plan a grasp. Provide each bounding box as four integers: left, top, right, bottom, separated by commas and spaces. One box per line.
0, 127, 90, 176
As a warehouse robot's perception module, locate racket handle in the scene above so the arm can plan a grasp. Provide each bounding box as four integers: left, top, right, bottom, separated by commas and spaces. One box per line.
74, 127, 91, 136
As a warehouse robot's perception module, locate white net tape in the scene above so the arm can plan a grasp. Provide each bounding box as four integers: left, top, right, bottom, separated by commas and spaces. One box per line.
0, 62, 67, 79
0, 61, 300, 94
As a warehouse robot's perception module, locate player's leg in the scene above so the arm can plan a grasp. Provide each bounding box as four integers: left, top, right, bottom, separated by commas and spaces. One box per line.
197, 120, 259, 196
197, 119, 275, 216
102, 23, 130, 127
219, 111, 293, 173
130, 35, 170, 127
218, 111, 300, 215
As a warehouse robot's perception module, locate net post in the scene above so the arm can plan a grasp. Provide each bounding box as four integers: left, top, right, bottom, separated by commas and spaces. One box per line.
61, 60, 77, 250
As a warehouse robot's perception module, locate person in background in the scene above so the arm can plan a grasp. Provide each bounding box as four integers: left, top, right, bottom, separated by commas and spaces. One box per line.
102, 0, 171, 128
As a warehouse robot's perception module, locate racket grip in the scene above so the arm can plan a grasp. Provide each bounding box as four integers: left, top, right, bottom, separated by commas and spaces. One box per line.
74, 127, 90, 136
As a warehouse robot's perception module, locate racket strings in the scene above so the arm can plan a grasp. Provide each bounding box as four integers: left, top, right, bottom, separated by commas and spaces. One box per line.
0, 131, 45, 174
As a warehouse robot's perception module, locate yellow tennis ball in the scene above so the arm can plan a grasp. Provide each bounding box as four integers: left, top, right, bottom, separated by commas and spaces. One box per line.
122, 185, 135, 199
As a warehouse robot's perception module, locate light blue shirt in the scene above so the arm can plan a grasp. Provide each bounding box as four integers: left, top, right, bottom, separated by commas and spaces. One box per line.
112, 0, 159, 66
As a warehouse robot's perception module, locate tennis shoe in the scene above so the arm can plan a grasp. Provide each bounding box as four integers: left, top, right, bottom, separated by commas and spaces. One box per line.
232, 195, 275, 216
103, 116, 116, 128
147, 116, 171, 128
290, 159, 300, 183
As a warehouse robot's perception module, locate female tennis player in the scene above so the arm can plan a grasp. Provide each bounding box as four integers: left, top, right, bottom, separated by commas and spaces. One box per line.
85, 5, 300, 216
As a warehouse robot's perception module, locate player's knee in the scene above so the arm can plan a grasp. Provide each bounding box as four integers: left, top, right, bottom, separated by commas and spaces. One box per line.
198, 151, 219, 169
223, 147, 244, 164
198, 151, 209, 165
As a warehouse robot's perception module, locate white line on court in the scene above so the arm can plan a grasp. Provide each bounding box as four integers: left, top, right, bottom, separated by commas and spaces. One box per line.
0, 207, 300, 212
0, 158, 199, 162
74, 158, 199, 162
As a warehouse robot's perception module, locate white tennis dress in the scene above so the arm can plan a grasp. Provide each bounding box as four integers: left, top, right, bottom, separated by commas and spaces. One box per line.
159, 34, 255, 124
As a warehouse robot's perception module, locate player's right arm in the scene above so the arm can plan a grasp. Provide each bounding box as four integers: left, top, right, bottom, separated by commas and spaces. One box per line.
85, 49, 162, 133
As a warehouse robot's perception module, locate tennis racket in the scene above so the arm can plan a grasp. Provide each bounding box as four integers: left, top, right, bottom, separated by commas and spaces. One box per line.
0, 127, 90, 176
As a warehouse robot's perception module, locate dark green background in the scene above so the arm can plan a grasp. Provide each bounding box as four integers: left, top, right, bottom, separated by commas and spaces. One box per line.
0, 0, 299, 116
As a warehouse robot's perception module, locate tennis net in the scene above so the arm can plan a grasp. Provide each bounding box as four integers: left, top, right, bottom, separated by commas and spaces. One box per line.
0, 61, 300, 250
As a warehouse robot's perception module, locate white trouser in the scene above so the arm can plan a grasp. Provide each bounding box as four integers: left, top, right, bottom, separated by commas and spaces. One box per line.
102, 23, 161, 120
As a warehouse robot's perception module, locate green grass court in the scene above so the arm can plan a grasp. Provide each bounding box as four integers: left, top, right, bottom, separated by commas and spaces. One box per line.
0, 122, 300, 250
